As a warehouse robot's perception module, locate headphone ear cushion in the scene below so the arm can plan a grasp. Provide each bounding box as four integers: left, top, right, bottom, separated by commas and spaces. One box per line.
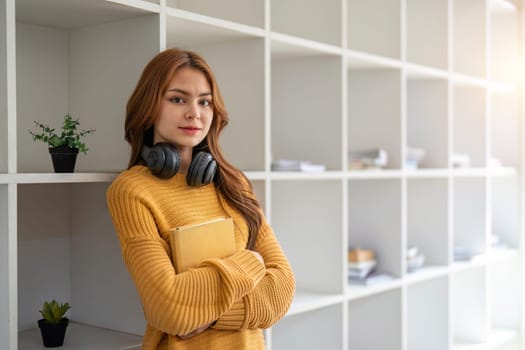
187, 152, 216, 186
157, 143, 180, 179
145, 144, 166, 176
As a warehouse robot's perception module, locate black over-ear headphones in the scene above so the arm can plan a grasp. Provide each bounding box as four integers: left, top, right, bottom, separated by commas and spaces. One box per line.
141, 143, 217, 186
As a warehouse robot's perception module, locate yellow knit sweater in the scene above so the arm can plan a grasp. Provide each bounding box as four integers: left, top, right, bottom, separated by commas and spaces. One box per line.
106, 165, 295, 349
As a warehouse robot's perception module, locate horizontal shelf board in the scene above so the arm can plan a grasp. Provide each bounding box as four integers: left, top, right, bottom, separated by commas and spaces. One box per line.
405, 168, 450, 178
405, 265, 449, 285
488, 166, 517, 177
14, 173, 119, 184
490, 0, 518, 13
347, 169, 403, 179
405, 63, 449, 80
453, 328, 518, 350
487, 81, 517, 94
270, 171, 344, 181
270, 32, 343, 59
487, 247, 519, 264
451, 73, 488, 88
243, 171, 267, 181
347, 278, 403, 301
166, 7, 265, 47
451, 168, 488, 177
346, 49, 402, 70
285, 291, 344, 317
451, 255, 488, 273
16, 0, 159, 30
19, 321, 142, 350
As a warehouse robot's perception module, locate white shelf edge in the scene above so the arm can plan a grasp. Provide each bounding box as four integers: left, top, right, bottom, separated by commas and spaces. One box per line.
405, 168, 450, 178
346, 49, 402, 70
404, 265, 450, 285
270, 171, 344, 181
166, 7, 265, 39
451, 168, 489, 177
451, 73, 488, 88
453, 328, 518, 350
405, 62, 449, 80
285, 291, 344, 317
451, 255, 489, 273
105, 0, 161, 13
18, 321, 142, 350
488, 166, 517, 177
270, 31, 343, 56
487, 248, 519, 264
14, 173, 119, 184
347, 278, 403, 301
347, 169, 403, 179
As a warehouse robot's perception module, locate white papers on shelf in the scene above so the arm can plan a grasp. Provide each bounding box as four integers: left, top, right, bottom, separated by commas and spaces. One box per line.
451, 153, 471, 168
405, 146, 426, 169
454, 245, 482, 261
348, 148, 388, 170
407, 246, 425, 272
271, 159, 326, 172
349, 272, 396, 286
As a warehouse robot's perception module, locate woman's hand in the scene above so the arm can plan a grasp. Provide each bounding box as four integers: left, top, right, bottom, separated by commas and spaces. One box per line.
249, 250, 264, 265
177, 321, 215, 340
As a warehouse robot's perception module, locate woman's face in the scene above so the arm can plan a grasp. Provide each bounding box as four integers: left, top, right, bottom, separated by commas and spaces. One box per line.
153, 67, 213, 151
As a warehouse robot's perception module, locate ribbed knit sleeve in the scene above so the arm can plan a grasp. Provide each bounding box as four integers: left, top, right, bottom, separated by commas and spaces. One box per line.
212, 217, 295, 330
106, 173, 266, 336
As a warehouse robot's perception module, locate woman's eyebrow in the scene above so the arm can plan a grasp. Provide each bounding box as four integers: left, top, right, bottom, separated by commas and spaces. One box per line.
167, 88, 212, 97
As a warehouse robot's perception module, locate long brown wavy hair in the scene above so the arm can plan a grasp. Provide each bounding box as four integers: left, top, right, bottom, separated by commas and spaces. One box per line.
125, 48, 261, 249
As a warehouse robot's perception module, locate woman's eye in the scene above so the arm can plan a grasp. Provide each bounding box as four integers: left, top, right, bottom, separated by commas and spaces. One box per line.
170, 97, 184, 103
200, 99, 212, 107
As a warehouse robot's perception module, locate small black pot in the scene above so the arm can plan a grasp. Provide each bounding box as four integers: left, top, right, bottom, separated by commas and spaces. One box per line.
49, 147, 79, 173
38, 317, 69, 347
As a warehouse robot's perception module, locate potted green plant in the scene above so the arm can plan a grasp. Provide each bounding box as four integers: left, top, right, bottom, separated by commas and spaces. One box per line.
29, 113, 95, 172
38, 300, 71, 347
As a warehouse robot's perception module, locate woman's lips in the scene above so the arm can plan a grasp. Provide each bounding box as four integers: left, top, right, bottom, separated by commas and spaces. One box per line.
180, 126, 201, 135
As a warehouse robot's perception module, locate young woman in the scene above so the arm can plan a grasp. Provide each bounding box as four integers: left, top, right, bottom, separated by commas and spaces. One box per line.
106, 48, 295, 349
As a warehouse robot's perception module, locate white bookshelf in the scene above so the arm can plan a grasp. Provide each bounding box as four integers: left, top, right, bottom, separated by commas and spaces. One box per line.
0, 0, 523, 349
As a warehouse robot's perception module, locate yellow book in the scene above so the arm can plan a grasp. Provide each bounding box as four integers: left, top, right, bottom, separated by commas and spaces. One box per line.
169, 217, 236, 273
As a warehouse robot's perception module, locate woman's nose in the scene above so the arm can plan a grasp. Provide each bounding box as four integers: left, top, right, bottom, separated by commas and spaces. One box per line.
185, 102, 200, 119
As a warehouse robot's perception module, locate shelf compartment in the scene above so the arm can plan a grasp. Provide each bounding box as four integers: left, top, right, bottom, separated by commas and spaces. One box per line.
491, 93, 519, 168
19, 321, 141, 350
452, 267, 490, 343
453, 0, 487, 78
271, 51, 342, 171
348, 179, 402, 277
272, 304, 343, 350
407, 277, 449, 350
17, 183, 145, 336
348, 68, 402, 169
16, 9, 160, 173
406, 0, 448, 69
490, 252, 520, 331
271, 0, 342, 47
490, 5, 519, 84
453, 178, 487, 258
407, 79, 448, 169
167, 0, 264, 28
453, 328, 519, 350
271, 180, 344, 294
453, 86, 487, 168
491, 177, 519, 249
347, 0, 401, 60
286, 290, 344, 317
16, 0, 159, 30
166, 18, 265, 171
407, 179, 449, 269
348, 288, 402, 350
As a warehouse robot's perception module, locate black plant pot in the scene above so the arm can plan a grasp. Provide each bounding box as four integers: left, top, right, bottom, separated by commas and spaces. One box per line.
38, 318, 69, 347
49, 147, 79, 173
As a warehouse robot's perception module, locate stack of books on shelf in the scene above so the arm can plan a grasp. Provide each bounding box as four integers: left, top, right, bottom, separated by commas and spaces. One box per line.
271, 159, 326, 172
405, 146, 426, 169
453, 245, 483, 262
406, 246, 425, 272
348, 247, 395, 286
348, 148, 388, 170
